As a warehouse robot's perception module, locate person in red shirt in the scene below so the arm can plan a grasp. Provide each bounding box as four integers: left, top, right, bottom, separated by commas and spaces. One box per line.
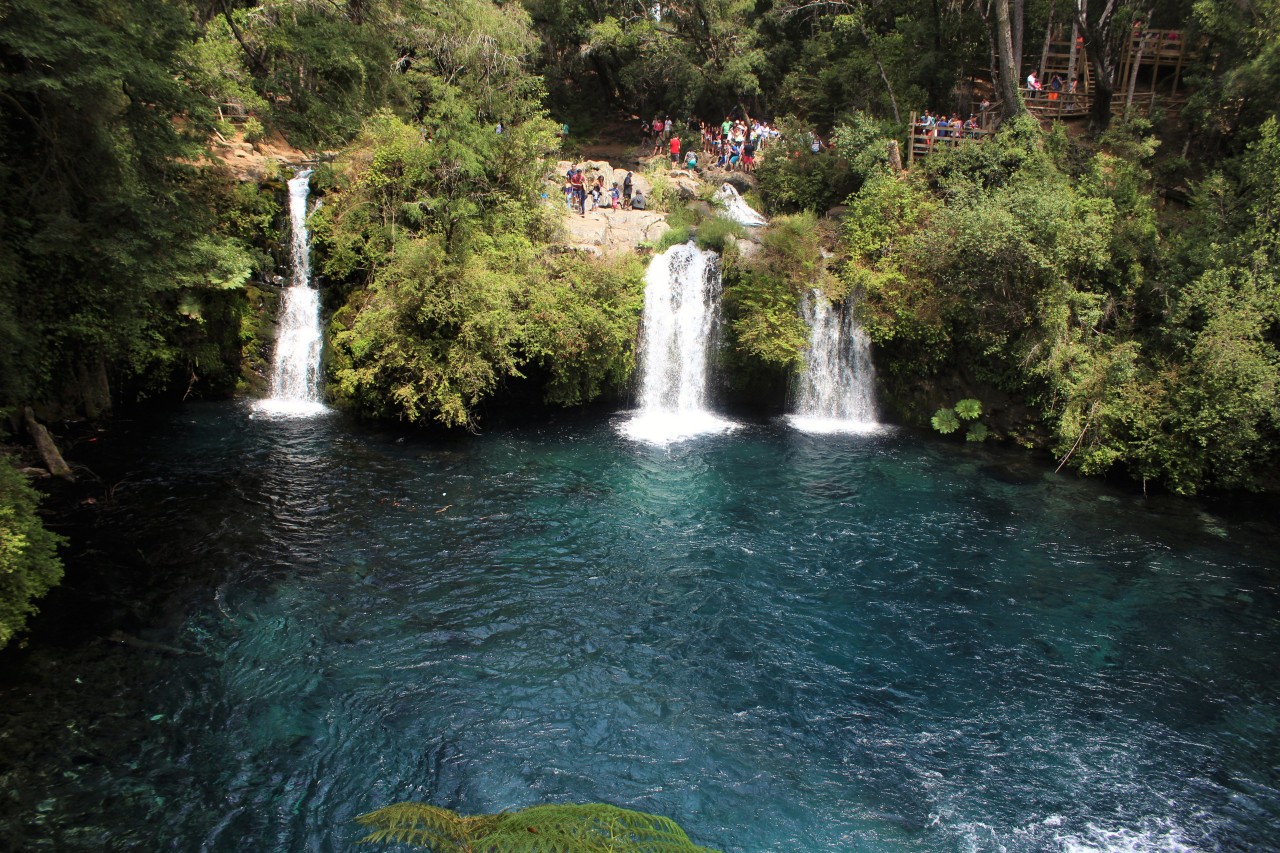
670, 134, 681, 164
568, 167, 586, 215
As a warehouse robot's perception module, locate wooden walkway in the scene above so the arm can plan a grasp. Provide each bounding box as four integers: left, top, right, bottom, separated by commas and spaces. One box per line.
905, 113, 995, 165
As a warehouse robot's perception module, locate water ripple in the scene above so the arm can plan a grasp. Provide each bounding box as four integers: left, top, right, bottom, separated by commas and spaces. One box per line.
0, 406, 1277, 852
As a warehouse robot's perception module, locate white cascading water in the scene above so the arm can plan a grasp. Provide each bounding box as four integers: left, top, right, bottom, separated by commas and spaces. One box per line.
788, 289, 881, 434
619, 242, 736, 443
713, 183, 768, 227
258, 169, 327, 416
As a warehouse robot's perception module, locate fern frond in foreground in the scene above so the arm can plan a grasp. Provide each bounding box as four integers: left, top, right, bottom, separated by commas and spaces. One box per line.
356, 801, 721, 852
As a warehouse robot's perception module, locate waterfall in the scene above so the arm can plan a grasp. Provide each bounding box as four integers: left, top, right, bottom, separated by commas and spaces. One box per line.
619, 242, 736, 443
713, 183, 768, 227
258, 169, 328, 417
788, 289, 881, 434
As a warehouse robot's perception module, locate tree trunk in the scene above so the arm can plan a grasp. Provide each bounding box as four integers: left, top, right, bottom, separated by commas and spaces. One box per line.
1013, 0, 1025, 82
23, 407, 74, 481
887, 140, 903, 172
1075, 0, 1118, 132
995, 0, 1023, 119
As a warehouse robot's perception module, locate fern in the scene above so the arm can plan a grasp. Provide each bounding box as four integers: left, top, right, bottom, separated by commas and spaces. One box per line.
954, 398, 982, 420
931, 407, 960, 434
357, 802, 721, 852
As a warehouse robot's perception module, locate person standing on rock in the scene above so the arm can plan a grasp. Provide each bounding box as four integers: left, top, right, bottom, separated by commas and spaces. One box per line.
669, 134, 681, 164
622, 171, 634, 209
569, 167, 586, 215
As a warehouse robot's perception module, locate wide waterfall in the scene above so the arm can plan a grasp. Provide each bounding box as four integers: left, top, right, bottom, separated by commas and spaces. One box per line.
788, 289, 880, 434
619, 242, 736, 443
258, 169, 327, 417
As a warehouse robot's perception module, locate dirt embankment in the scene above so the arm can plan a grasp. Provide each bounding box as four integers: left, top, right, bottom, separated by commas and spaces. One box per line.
203, 130, 316, 181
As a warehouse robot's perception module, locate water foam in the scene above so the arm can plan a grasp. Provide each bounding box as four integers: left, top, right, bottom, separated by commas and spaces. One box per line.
620, 242, 736, 444
712, 183, 768, 227
788, 289, 880, 434
257, 168, 328, 417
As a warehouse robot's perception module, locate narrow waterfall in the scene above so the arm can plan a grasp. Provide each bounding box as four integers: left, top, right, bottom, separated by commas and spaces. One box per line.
259, 169, 327, 416
619, 242, 736, 443
713, 183, 768, 227
788, 289, 880, 434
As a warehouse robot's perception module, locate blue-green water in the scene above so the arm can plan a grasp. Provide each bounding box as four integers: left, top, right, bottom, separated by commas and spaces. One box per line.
1, 403, 1278, 852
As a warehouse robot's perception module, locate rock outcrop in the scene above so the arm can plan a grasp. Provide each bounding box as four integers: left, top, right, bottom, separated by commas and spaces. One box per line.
550, 160, 670, 256
561, 209, 671, 256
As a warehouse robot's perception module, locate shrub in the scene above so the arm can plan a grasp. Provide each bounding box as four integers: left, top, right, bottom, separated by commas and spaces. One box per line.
654, 226, 694, 252
242, 116, 266, 143
694, 216, 746, 252
0, 460, 64, 650
931, 408, 960, 434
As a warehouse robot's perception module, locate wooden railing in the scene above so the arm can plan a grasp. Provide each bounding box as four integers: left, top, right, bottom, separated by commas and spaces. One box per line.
1024, 89, 1090, 118
905, 112, 994, 165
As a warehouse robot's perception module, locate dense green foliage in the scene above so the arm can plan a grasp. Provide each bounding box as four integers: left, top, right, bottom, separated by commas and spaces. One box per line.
0, 0, 259, 411
357, 801, 719, 851
0, 460, 63, 650
722, 212, 833, 388
844, 113, 1280, 492
312, 101, 645, 427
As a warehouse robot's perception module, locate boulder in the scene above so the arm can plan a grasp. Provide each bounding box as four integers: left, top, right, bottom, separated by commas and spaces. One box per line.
560, 208, 670, 256
669, 174, 702, 200
552, 160, 651, 199
702, 167, 756, 194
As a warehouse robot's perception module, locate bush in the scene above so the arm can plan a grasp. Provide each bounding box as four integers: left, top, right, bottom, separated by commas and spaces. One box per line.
720, 211, 833, 385
242, 116, 266, 143
0, 460, 64, 650
755, 116, 858, 214
694, 216, 746, 252
931, 408, 960, 434
654, 226, 693, 252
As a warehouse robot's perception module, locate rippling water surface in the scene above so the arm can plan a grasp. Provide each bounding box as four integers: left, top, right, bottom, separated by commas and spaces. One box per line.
1, 403, 1278, 852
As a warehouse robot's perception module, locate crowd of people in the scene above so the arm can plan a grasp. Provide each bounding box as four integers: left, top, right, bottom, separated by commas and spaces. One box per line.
642, 115, 783, 173
913, 109, 984, 146
561, 165, 644, 215
1025, 71, 1078, 99
555, 112, 807, 216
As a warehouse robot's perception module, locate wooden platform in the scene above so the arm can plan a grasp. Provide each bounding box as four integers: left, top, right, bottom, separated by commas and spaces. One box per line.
905, 113, 994, 165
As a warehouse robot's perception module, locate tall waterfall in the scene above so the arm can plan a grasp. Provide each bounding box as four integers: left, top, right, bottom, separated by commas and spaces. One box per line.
619, 242, 735, 444
788, 289, 880, 434
258, 169, 327, 416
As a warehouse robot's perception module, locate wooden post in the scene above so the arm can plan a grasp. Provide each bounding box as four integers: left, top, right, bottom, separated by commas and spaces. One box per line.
1066, 18, 1081, 110
1148, 33, 1162, 113
1038, 11, 1054, 80
1170, 31, 1186, 98
1124, 30, 1148, 119
907, 112, 916, 167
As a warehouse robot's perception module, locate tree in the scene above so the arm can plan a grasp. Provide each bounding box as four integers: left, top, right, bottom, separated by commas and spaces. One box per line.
994, 0, 1024, 119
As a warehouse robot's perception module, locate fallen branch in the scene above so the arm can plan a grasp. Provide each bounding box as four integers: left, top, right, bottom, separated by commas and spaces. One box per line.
1055, 403, 1097, 474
